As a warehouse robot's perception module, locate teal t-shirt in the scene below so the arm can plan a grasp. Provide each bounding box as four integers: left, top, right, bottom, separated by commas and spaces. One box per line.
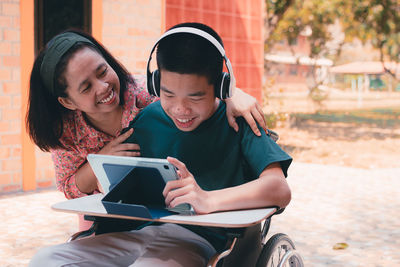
126, 101, 291, 186
124, 100, 292, 250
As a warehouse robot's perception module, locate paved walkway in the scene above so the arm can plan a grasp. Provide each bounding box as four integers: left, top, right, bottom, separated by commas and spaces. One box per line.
0, 162, 399, 266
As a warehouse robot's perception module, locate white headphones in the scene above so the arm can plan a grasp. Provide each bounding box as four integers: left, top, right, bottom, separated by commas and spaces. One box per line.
146, 27, 236, 99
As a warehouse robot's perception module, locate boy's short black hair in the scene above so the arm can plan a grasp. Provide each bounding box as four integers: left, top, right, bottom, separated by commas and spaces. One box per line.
156, 22, 224, 86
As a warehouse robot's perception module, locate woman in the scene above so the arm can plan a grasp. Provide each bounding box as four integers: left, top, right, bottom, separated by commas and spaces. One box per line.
27, 29, 266, 203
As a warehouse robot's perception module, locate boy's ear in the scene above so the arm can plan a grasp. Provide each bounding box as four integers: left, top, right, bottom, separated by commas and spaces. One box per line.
58, 96, 77, 111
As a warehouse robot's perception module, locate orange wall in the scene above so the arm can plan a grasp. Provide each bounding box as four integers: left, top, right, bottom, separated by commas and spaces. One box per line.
0, 0, 165, 194
2, 0, 263, 194
0, 0, 26, 193
101, 0, 164, 75
165, 0, 264, 101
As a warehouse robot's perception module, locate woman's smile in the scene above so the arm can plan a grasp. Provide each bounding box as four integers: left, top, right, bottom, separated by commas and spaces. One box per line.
98, 89, 116, 104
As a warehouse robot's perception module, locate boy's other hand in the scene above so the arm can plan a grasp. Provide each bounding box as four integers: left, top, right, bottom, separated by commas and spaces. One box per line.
98, 128, 141, 157
163, 157, 213, 214
225, 87, 266, 136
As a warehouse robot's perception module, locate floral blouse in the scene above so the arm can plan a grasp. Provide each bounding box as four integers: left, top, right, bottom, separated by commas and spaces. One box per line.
51, 75, 155, 199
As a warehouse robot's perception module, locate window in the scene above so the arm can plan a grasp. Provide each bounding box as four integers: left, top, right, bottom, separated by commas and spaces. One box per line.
35, 0, 92, 54
289, 66, 298, 76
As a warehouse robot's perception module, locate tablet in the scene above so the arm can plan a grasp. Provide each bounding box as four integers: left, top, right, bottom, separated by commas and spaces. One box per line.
87, 154, 179, 194
87, 154, 194, 216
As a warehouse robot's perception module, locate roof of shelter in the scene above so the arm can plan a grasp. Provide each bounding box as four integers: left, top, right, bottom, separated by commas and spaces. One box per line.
329, 61, 399, 74
265, 54, 333, 66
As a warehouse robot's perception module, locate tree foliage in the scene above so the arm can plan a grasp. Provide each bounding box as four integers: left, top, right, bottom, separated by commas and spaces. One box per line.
342, 0, 400, 76
265, 0, 343, 57
265, 0, 400, 77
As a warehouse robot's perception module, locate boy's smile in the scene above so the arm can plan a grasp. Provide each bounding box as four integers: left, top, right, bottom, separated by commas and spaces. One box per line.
160, 70, 219, 132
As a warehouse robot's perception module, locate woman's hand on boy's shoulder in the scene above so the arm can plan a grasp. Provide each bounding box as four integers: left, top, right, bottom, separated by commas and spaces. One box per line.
225, 87, 266, 136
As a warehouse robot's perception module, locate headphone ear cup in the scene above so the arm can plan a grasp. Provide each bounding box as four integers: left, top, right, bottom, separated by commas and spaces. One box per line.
147, 70, 161, 97
215, 72, 231, 99
153, 70, 161, 97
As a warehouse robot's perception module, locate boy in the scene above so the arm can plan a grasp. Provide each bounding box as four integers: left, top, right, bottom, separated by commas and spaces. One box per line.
30, 23, 292, 267
124, 21, 292, 257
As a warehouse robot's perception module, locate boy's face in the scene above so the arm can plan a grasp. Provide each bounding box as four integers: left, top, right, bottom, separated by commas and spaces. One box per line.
160, 70, 219, 132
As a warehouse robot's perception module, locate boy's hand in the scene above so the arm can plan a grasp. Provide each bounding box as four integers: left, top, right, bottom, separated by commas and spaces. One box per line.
225, 87, 266, 137
98, 128, 141, 157
163, 157, 213, 214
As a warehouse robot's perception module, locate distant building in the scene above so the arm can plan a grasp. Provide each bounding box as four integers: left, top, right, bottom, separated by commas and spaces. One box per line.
264, 33, 332, 92
330, 61, 400, 91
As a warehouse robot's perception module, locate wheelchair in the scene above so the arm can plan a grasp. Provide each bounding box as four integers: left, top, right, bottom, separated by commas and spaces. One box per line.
68, 208, 304, 267
68, 130, 303, 266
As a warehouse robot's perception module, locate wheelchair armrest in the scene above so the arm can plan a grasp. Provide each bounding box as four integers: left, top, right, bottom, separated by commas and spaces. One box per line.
215, 224, 263, 267
67, 221, 97, 242
274, 207, 285, 215
223, 227, 248, 239
207, 237, 237, 267
83, 215, 97, 221
266, 129, 279, 142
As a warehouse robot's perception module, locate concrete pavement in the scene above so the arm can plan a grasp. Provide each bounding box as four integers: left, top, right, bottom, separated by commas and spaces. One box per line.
1, 162, 399, 266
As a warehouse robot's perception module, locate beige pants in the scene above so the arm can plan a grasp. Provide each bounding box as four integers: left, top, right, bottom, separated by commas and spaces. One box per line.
29, 223, 216, 267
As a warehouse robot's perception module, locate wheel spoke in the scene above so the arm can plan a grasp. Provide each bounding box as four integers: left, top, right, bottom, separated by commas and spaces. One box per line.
257, 233, 303, 267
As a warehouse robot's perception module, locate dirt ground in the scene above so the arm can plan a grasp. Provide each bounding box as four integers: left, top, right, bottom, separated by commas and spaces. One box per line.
275, 121, 400, 169
264, 90, 400, 169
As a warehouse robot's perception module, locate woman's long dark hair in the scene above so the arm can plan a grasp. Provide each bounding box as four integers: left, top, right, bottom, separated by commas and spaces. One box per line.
26, 29, 132, 152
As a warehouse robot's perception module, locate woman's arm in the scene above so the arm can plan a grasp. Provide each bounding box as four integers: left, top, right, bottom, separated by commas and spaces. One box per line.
53, 129, 141, 199
52, 149, 94, 199
224, 88, 266, 136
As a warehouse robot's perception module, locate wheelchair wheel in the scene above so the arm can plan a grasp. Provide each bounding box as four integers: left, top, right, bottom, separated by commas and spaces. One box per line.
256, 233, 304, 267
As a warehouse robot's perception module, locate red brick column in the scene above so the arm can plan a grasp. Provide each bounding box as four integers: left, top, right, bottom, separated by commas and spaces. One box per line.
165, 0, 264, 101
0, 1, 24, 192
101, 0, 164, 75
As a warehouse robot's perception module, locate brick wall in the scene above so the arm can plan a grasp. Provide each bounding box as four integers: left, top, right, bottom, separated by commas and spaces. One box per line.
165, 0, 264, 101
0, 0, 23, 192
31, 0, 164, 193
35, 149, 54, 188
0, 0, 164, 194
30, 0, 165, 193
101, 0, 163, 75
0, 0, 264, 194
0, 0, 58, 193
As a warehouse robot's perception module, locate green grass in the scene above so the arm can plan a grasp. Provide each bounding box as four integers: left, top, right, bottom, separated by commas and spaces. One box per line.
291, 107, 400, 127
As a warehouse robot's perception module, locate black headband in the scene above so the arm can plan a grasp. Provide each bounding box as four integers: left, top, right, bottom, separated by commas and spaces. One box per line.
40, 32, 94, 95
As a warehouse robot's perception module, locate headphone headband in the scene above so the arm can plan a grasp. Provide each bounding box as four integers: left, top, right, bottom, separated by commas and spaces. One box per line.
146, 26, 236, 98
154, 27, 227, 57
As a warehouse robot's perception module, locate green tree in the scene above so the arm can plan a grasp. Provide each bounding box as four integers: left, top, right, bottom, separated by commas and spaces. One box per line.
265, 0, 345, 106
341, 0, 400, 78
265, 0, 343, 57
264, 0, 294, 50
265, 0, 400, 78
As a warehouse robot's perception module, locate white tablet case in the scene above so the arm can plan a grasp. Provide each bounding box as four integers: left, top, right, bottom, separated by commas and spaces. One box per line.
87, 154, 178, 194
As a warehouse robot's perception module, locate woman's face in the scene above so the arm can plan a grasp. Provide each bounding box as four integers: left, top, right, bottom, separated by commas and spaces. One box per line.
58, 47, 121, 119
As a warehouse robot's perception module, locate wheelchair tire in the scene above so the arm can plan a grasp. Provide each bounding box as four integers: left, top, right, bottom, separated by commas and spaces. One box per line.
255, 233, 303, 267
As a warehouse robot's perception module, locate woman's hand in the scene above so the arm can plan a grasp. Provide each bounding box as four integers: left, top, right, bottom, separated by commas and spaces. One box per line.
163, 157, 214, 214
98, 128, 141, 157
225, 87, 266, 136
